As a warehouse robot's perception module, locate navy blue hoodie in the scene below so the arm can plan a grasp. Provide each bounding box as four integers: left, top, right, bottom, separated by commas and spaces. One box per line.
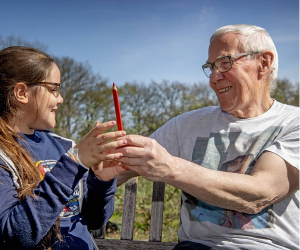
0, 130, 116, 249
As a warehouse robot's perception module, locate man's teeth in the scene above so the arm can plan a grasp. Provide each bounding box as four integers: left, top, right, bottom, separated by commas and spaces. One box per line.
219, 87, 232, 93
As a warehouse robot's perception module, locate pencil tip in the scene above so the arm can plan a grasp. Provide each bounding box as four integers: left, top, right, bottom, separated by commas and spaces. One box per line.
113, 82, 116, 87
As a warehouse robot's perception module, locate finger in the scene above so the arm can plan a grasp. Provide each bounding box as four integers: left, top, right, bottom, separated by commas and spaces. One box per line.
94, 152, 124, 161
119, 163, 140, 173
117, 155, 146, 166
88, 121, 117, 137
115, 145, 146, 158
94, 121, 101, 127
116, 135, 154, 148
95, 131, 126, 144
96, 139, 127, 153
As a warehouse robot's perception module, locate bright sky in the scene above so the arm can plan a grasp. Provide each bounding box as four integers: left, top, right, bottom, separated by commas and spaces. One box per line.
0, 0, 299, 85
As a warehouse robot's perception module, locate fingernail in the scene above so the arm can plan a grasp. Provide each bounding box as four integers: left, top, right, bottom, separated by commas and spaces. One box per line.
119, 154, 123, 158
123, 140, 126, 144
112, 121, 116, 124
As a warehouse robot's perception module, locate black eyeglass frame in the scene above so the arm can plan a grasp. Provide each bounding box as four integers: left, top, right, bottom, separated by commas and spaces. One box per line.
202, 51, 261, 78
35, 82, 61, 97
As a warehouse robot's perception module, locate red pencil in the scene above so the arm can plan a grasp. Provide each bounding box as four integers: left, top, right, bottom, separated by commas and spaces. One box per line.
112, 83, 123, 131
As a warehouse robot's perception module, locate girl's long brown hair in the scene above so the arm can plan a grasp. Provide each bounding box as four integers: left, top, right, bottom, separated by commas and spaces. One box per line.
0, 46, 62, 249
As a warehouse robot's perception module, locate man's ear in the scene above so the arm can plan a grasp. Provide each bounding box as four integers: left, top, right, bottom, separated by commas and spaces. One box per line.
14, 83, 30, 104
258, 51, 274, 77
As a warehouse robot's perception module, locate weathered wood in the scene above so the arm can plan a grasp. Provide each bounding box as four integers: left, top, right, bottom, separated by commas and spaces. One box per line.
94, 177, 179, 249
95, 238, 176, 250
149, 182, 165, 242
121, 177, 138, 240
91, 225, 105, 239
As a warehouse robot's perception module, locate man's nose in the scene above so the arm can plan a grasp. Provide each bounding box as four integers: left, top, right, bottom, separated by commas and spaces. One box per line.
210, 67, 224, 83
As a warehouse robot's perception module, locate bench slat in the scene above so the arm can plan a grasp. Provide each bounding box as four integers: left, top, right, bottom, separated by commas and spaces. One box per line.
121, 177, 138, 240
149, 182, 165, 242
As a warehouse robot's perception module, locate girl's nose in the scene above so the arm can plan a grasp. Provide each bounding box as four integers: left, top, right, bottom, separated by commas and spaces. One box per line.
57, 93, 64, 104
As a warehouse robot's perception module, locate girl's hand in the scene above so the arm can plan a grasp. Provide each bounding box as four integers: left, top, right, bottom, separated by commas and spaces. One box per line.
92, 160, 129, 182
74, 121, 127, 168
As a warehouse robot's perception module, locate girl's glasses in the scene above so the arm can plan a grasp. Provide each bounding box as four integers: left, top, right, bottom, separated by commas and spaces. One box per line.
36, 82, 61, 97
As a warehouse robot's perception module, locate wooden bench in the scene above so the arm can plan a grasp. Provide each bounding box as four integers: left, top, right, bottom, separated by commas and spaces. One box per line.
92, 177, 178, 250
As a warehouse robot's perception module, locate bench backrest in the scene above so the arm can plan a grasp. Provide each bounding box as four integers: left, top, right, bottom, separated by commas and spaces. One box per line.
92, 177, 177, 249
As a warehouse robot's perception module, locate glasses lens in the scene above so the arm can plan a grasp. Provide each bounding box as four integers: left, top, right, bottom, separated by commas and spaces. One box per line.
215, 57, 231, 73
40, 83, 60, 97
203, 65, 212, 78
52, 86, 60, 97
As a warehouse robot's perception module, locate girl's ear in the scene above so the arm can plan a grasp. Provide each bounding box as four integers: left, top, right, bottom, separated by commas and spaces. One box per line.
14, 83, 30, 104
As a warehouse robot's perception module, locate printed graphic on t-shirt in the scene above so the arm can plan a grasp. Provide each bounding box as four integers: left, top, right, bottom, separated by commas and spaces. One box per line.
60, 185, 81, 217
186, 126, 282, 230
37, 160, 56, 179
36, 160, 81, 218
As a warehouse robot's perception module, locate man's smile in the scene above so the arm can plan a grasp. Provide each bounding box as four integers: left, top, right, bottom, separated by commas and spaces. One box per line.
218, 86, 232, 93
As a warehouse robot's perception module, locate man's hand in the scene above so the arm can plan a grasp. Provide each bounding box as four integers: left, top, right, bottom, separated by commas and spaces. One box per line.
114, 135, 175, 182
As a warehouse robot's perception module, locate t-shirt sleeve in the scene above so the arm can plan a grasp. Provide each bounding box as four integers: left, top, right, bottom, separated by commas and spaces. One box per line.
266, 115, 299, 169
150, 117, 180, 157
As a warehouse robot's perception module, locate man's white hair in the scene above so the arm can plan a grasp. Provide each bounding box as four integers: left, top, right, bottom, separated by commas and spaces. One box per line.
210, 24, 278, 92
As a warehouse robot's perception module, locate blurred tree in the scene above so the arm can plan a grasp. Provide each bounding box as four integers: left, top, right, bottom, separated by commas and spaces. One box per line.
0, 35, 48, 51
120, 81, 218, 136
271, 79, 299, 107
77, 80, 115, 139
53, 57, 114, 141
185, 82, 219, 110
121, 82, 159, 136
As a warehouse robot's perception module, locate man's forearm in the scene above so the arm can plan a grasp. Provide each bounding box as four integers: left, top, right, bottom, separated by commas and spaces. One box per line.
162, 152, 296, 214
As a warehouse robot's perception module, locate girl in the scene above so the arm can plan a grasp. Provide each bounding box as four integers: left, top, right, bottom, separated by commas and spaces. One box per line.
0, 46, 127, 249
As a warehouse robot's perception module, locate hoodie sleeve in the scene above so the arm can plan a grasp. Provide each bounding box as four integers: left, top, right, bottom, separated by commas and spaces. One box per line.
0, 154, 87, 249
81, 168, 117, 231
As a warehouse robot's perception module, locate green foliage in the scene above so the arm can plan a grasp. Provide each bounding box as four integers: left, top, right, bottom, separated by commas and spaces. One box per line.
271, 79, 299, 107
120, 81, 218, 136
52, 57, 117, 140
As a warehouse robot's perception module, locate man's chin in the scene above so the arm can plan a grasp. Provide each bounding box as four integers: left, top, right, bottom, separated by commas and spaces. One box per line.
219, 102, 233, 112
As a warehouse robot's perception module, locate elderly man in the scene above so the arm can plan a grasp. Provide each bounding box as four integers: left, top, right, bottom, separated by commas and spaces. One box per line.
116, 24, 299, 250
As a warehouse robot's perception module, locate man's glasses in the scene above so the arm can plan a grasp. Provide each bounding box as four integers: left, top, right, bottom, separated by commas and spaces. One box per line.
36, 82, 61, 97
202, 51, 261, 78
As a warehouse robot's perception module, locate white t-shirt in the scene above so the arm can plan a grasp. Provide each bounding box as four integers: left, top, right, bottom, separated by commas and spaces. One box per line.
151, 100, 299, 250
